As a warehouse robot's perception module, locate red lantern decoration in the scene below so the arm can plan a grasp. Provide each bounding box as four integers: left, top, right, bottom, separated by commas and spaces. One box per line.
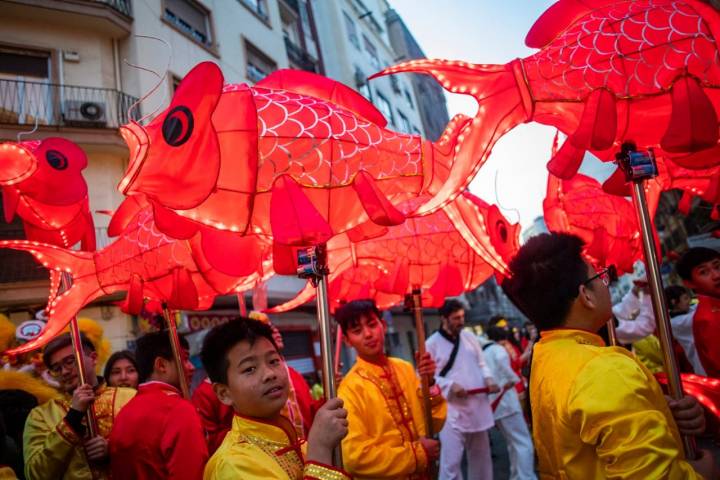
373, 0, 720, 181
0, 138, 95, 250
268, 192, 520, 313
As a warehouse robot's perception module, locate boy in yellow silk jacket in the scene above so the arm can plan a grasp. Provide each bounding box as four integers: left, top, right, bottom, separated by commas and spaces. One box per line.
336, 300, 446, 480
200, 318, 350, 480
504, 233, 716, 479
23, 333, 135, 480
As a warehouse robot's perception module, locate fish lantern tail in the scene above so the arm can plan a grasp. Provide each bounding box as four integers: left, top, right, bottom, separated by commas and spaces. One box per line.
371, 59, 532, 216
265, 282, 316, 314
0, 240, 104, 355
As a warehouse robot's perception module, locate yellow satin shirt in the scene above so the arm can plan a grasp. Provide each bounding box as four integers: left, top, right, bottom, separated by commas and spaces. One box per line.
204, 414, 349, 480
338, 356, 447, 479
632, 334, 665, 374
23, 383, 135, 480
530, 329, 699, 479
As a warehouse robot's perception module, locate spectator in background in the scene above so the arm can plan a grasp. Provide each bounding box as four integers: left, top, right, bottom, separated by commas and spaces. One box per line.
103, 351, 139, 389
23, 333, 135, 480
482, 325, 536, 480
676, 247, 720, 378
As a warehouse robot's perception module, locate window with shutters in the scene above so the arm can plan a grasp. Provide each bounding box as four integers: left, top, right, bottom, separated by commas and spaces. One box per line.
244, 40, 277, 83
163, 0, 212, 47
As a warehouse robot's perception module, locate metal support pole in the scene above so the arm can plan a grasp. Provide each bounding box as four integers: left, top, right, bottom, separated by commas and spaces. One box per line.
162, 306, 190, 399
630, 181, 697, 459
314, 264, 343, 466
60, 273, 98, 437
334, 324, 343, 377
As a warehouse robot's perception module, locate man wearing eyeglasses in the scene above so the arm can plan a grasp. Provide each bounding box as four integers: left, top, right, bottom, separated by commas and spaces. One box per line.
503, 233, 715, 479
23, 333, 135, 480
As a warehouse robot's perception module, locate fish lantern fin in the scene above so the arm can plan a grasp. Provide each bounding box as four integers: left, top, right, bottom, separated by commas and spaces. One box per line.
547, 139, 585, 179
80, 221, 96, 252
266, 281, 316, 314
526, 0, 617, 48
346, 220, 389, 242
570, 89, 617, 151
257, 69, 388, 127
270, 175, 333, 246
169, 268, 198, 310
272, 243, 301, 275
602, 167, 631, 197
661, 76, 718, 153
668, 145, 720, 170
375, 259, 410, 295
152, 202, 199, 240
125, 274, 145, 315
108, 196, 149, 237
677, 191, 694, 215
119, 62, 223, 210
353, 171, 406, 227
2, 188, 19, 223
197, 227, 263, 276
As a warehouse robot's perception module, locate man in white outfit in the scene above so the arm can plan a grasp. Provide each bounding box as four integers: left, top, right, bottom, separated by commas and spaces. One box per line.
481, 326, 537, 480
426, 299, 499, 480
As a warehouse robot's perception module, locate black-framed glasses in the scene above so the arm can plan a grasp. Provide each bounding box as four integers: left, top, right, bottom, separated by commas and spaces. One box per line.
48, 354, 77, 377
583, 265, 618, 287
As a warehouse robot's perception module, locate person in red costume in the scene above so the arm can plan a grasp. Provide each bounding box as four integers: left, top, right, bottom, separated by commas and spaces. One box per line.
676, 247, 720, 378
192, 314, 317, 454
109, 332, 207, 479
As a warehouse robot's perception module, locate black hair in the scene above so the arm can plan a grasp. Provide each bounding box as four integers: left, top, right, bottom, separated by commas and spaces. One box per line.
135, 331, 189, 383
334, 299, 382, 334
504, 233, 589, 331
42, 332, 96, 368
439, 299, 465, 318
200, 318, 275, 385
103, 350, 139, 382
676, 247, 720, 281
486, 325, 510, 342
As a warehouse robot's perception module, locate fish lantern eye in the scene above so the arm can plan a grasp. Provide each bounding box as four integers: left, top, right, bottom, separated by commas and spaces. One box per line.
46, 150, 68, 170
162, 106, 194, 147
496, 220, 508, 243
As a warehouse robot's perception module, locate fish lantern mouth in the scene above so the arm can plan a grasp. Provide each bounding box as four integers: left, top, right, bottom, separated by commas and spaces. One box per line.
0, 142, 37, 185
118, 121, 149, 195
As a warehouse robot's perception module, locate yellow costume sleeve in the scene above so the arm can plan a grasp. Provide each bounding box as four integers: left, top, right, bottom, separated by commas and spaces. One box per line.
23, 405, 81, 480
203, 445, 287, 480
341, 385, 427, 477
568, 354, 699, 479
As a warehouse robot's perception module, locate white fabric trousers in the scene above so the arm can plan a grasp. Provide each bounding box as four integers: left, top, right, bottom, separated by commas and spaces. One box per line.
496, 412, 536, 480
439, 425, 492, 480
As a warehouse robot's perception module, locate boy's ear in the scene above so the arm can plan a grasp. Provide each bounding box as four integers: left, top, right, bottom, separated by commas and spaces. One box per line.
212, 382, 234, 407
577, 284, 596, 310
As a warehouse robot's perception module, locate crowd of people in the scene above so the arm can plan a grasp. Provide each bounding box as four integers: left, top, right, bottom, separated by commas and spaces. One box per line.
0, 232, 717, 479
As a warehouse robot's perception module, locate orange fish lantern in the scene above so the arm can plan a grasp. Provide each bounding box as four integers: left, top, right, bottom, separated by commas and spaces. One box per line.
116, 63, 477, 275
544, 172, 648, 275
1, 203, 273, 355
0, 138, 95, 250
268, 192, 520, 313
374, 0, 720, 182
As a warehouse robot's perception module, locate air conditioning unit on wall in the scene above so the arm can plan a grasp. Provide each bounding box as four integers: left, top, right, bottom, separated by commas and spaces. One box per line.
63, 100, 107, 127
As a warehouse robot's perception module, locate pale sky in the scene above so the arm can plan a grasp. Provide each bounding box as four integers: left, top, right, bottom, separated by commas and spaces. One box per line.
388, 1, 570, 229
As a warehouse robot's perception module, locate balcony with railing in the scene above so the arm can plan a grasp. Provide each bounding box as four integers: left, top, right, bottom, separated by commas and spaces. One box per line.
284, 36, 319, 73
4, 0, 133, 37
0, 79, 139, 130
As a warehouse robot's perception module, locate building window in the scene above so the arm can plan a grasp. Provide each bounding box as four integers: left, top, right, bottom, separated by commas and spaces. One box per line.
404, 89, 414, 109
164, 0, 212, 46
362, 34, 380, 70
0, 49, 50, 79
375, 92, 393, 125
245, 40, 276, 83
343, 11, 359, 49
396, 110, 411, 134
239, 0, 269, 21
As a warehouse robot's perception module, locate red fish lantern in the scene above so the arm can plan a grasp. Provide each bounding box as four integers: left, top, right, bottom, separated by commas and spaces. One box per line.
116, 63, 479, 275
268, 192, 519, 313
1, 203, 272, 354
374, 0, 720, 181
0, 138, 95, 250
544, 172, 647, 274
